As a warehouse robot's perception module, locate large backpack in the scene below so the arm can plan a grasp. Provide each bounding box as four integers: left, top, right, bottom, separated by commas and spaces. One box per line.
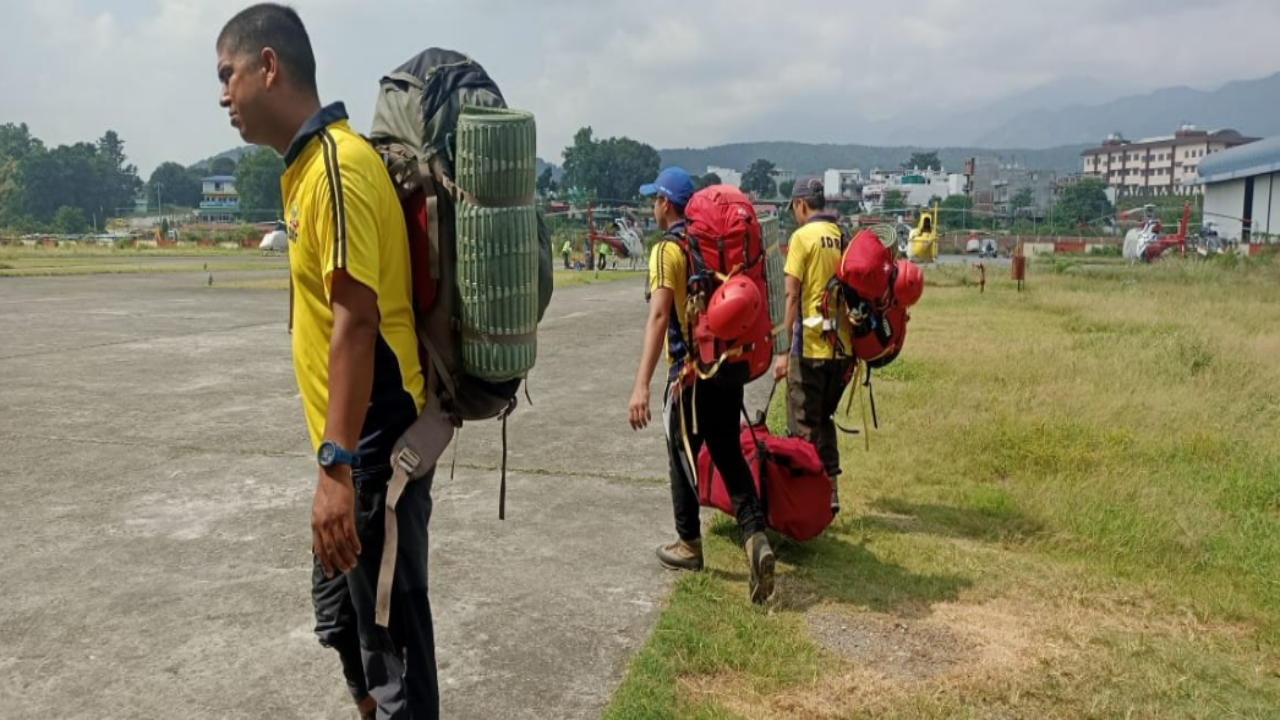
370, 48, 552, 423
835, 229, 917, 369
679, 185, 772, 384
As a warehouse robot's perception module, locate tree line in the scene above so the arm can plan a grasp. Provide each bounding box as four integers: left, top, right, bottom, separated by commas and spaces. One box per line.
0, 123, 286, 234
1, 123, 142, 233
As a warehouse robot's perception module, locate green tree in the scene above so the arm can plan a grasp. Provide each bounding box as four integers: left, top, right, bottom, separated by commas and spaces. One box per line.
938, 194, 975, 231
1051, 178, 1111, 227
148, 162, 202, 209
536, 166, 556, 195
234, 149, 286, 221
94, 130, 142, 215
0, 123, 43, 225
882, 189, 908, 214
52, 205, 88, 234
741, 159, 777, 198
907, 151, 941, 171
560, 127, 660, 201
209, 156, 238, 177
778, 180, 795, 199
1010, 187, 1035, 217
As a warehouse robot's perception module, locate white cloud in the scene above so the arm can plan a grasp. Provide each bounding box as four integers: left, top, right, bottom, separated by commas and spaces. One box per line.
1, 0, 1277, 177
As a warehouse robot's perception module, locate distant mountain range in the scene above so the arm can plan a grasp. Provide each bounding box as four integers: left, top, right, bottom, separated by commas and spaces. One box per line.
966, 72, 1280, 148
868, 72, 1280, 149
199, 71, 1279, 179
658, 142, 1088, 176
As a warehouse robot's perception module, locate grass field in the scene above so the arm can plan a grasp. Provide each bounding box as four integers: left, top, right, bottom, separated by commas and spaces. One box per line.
0, 246, 283, 277
605, 255, 1280, 719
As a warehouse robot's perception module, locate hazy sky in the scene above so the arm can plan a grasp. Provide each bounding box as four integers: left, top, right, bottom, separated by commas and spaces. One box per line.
2, 0, 1278, 176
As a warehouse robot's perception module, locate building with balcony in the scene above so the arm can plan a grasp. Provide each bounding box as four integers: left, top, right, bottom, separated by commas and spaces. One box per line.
199, 175, 240, 223
1080, 126, 1258, 198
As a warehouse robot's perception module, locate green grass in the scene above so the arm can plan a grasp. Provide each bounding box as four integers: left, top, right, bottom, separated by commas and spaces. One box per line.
0, 246, 284, 277
605, 256, 1280, 719
552, 267, 646, 288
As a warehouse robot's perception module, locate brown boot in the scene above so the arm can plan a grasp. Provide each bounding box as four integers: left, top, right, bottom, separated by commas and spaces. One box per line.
656, 538, 704, 571
745, 532, 775, 605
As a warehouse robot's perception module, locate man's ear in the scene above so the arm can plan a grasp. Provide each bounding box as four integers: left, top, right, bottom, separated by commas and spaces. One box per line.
260, 47, 280, 89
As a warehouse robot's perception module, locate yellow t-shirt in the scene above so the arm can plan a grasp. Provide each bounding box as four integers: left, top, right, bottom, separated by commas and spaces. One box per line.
647, 235, 689, 369
279, 103, 425, 472
784, 215, 853, 360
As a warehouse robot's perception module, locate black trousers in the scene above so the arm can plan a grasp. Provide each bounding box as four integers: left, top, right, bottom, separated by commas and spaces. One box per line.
664, 376, 767, 542
311, 470, 439, 720
787, 357, 851, 478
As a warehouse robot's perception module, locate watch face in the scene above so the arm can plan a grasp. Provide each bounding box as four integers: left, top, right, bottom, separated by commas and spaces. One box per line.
318, 442, 335, 466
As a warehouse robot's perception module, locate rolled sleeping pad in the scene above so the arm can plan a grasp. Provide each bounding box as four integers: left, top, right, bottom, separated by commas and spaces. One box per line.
456, 202, 539, 382
454, 106, 537, 205
454, 105, 539, 382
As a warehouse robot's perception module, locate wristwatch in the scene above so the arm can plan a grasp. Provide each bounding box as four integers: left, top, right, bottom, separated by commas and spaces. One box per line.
317, 440, 360, 469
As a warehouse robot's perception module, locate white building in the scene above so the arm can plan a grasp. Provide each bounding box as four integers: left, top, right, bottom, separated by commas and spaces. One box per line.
862, 167, 964, 209
1082, 126, 1258, 197
823, 169, 863, 201
1196, 136, 1280, 241
706, 166, 742, 188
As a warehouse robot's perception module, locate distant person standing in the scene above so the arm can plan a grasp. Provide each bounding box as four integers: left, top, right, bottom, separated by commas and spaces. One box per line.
773, 177, 852, 516
561, 238, 572, 269
216, 5, 437, 718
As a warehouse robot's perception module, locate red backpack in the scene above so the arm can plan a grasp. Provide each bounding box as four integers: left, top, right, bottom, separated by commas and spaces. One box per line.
681, 185, 773, 383
697, 421, 833, 542
836, 231, 920, 368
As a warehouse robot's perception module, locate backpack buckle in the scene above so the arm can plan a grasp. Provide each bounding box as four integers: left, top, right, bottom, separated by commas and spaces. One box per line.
396, 448, 421, 474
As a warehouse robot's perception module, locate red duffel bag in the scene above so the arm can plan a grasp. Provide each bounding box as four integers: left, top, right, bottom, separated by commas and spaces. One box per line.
696, 422, 833, 542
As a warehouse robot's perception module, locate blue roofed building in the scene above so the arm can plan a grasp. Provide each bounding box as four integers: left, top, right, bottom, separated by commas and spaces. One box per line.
1196, 136, 1280, 242
198, 175, 239, 223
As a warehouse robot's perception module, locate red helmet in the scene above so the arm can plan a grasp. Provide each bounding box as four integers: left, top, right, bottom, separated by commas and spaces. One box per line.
706, 276, 763, 341
894, 259, 924, 307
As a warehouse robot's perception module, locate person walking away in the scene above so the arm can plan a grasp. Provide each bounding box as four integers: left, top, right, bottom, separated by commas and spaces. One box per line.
773, 177, 852, 516
216, 5, 438, 717
628, 167, 776, 604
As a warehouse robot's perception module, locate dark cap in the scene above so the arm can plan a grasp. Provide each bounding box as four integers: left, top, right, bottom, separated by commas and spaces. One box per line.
791, 176, 824, 201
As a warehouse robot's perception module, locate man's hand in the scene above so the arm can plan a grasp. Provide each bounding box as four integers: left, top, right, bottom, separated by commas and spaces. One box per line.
311, 465, 362, 578
629, 384, 652, 430
773, 355, 790, 383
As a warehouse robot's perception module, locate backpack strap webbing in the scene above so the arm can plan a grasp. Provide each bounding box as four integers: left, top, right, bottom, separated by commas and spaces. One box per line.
376, 389, 455, 628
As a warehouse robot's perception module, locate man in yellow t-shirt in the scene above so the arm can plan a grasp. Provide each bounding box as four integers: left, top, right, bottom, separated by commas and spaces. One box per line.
628, 168, 774, 605
773, 176, 852, 516
216, 6, 433, 718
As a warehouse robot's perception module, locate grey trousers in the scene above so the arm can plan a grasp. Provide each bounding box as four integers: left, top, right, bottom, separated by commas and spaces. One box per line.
311, 469, 439, 720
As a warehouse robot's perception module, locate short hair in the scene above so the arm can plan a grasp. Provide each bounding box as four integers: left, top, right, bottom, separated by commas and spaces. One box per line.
805, 194, 827, 211
217, 4, 317, 97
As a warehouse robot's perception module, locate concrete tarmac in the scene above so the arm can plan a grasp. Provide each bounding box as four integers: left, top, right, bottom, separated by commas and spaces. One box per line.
0, 267, 677, 719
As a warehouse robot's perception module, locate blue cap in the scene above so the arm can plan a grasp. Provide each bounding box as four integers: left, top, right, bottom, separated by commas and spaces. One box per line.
639, 167, 695, 206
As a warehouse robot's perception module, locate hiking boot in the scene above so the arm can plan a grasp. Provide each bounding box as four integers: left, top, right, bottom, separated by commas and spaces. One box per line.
656, 539, 704, 572
745, 532, 776, 605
